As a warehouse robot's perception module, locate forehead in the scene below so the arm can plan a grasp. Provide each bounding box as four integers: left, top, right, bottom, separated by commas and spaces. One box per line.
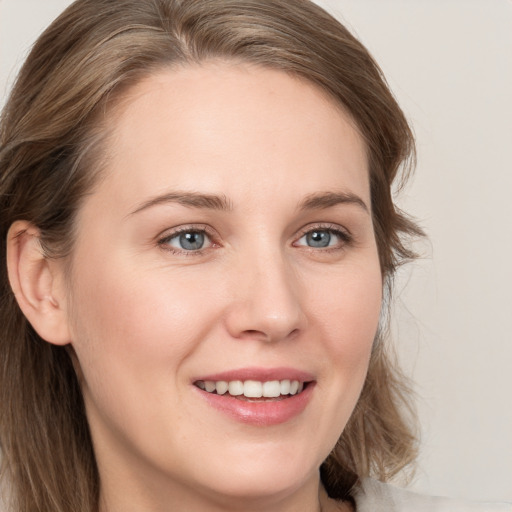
93, 62, 369, 212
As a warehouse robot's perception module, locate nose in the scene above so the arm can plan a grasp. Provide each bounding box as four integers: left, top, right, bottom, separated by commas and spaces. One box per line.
223, 249, 307, 343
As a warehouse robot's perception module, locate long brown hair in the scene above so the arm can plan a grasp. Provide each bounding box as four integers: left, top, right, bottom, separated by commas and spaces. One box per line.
0, 0, 422, 510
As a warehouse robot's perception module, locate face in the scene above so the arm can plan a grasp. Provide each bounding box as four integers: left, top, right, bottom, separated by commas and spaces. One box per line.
63, 63, 382, 509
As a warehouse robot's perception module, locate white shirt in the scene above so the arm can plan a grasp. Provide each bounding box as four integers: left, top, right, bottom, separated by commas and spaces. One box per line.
354, 479, 512, 512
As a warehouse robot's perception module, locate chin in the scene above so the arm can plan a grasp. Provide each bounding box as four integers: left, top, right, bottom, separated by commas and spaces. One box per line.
188, 443, 321, 503
202, 467, 315, 504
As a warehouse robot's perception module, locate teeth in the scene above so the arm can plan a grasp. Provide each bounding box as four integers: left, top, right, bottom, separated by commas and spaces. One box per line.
244, 380, 263, 398
205, 381, 216, 393
196, 379, 305, 398
262, 380, 280, 398
216, 380, 229, 395
228, 380, 243, 396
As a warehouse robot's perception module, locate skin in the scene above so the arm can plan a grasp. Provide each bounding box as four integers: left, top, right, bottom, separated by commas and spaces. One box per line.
9, 63, 382, 511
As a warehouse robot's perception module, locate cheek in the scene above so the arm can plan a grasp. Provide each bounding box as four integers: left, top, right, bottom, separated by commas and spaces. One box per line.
65, 256, 227, 458
297, 257, 382, 464
314, 261, 382, 352
66, 255, 221, 389
309, 256, 382, 416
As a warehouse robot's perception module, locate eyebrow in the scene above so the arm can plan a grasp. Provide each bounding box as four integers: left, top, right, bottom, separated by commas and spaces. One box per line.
129, 189, 369, 216
298, 191, 369, 213
129, 191, 233, 215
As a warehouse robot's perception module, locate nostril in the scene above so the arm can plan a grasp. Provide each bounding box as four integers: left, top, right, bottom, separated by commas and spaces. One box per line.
238, 328, 301, 343
238, 329, 270, 341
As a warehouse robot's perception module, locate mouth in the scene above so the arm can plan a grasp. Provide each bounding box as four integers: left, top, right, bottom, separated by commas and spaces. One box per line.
194, 379, 308, 401
192, 368, 315, 425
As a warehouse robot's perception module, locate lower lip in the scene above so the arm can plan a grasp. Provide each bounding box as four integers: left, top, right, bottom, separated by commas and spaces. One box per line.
195, 384, 315, 426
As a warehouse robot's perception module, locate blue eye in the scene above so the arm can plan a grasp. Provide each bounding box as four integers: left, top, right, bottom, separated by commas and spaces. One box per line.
296, 228, 347, 249
305, 230, 332, 248
163, 230, 211, 251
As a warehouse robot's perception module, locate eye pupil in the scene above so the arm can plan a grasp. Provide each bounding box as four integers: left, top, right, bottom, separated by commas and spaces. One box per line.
306, 230, 331, 248
180, 232, 205, 250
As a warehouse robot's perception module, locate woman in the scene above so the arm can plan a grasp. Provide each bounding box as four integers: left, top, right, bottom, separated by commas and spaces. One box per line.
0, 1, 507, 511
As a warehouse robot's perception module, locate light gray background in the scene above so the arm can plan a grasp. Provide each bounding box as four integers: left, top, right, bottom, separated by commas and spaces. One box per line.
1, 0, 511, 503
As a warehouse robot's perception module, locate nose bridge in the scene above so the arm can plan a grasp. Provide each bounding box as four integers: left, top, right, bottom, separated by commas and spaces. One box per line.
225, 239, 305, 342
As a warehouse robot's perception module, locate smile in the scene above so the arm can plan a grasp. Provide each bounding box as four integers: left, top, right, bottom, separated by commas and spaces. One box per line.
195, 379, 305, 399
193, 369, 315, 425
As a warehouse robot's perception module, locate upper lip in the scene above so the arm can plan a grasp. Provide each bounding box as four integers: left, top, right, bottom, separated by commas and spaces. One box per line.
193, 367, 315, 383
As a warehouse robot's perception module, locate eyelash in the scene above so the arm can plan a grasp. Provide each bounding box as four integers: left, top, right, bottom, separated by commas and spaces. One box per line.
294, 224, 353, 252
157, 223, 352, 256
157, 224, 216, 256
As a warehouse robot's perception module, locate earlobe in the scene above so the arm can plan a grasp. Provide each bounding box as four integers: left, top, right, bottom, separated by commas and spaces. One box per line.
6, 220, 71, 346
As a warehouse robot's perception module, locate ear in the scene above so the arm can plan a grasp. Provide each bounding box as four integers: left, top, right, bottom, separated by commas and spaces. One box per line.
6, 220, 71, 345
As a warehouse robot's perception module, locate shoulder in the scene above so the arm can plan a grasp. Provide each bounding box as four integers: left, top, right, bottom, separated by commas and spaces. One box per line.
352, 478, 512, 512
